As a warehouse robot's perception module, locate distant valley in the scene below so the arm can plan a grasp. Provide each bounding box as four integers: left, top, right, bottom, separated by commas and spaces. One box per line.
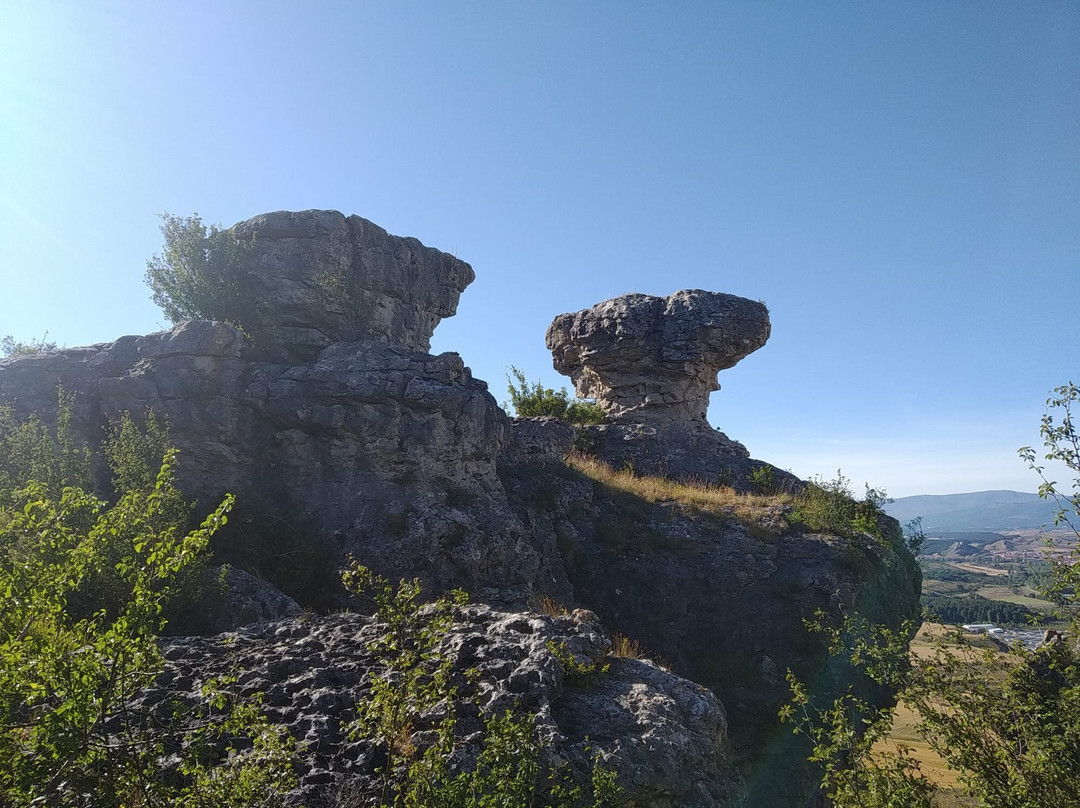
885, 490, 1075, 563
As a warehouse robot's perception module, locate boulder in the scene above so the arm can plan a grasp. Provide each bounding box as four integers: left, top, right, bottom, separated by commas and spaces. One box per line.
546, 290, 770, 426
229, 209, 474, 359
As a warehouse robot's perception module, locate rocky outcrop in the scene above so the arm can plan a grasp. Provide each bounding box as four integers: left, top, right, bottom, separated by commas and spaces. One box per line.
135, 606, 744, 807
0, 211, 923, 807
498, 458, 922, 807
228, 209, 474, 360
220, 567, 303, 627
546, 290, 770, 426
0, 321, 562, 607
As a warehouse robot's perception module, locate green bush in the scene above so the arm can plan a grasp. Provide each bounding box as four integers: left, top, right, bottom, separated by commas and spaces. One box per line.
788, 471, 893, 542
0, 453, 298, 806
505, 366, 606, 426
0, 393, 298, 806
0, 388, 90, 497
0, 332, 59, 357
144, 212, 256, 329
749, 465, 776, 494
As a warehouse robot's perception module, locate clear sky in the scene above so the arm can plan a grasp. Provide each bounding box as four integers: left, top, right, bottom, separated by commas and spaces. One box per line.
1, 2, 1077, 497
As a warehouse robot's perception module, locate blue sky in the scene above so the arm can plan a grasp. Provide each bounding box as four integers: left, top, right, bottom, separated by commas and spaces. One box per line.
1, 2, 1077, 497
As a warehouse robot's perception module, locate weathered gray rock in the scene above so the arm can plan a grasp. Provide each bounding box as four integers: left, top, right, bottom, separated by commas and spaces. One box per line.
0, 213, 922, 808
498, 458, 922, 808
220, 566, 303, 627
0, 321, 565, 607
229, 209, 474, 359
546, 290, 770, 425
502, 416, 577, 464
572, 421, 800, 493
134, 606, 745, 807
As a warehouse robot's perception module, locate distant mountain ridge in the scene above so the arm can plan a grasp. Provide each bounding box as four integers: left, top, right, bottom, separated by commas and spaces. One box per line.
884, 490, 1059, 533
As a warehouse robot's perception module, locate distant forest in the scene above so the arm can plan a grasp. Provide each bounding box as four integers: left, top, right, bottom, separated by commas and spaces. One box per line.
925, 594, 1036, 626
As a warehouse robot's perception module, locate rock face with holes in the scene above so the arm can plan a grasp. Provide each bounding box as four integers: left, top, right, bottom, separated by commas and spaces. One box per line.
230, 209, 475, 360
133, 606, 744, 807
545, 290, 770, 426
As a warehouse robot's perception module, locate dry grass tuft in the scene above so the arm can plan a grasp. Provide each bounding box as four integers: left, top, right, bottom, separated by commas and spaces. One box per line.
610, 633, 644, 659
533, 594, 571, 618
563, 452, 792, 533
608, 633, 674, 672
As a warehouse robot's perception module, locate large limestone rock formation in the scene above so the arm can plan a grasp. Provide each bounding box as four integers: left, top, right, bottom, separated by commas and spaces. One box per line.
229, 209, 474, 359
546, 290, 770, 425
498, 457, 921, 807
0, 321, 558, 607
0, 210, 922, 807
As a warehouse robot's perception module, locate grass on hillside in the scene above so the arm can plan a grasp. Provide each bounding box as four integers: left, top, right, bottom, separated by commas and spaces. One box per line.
947, 562, 1007, 577
974, 585, 1058, 611
563, 452, 793, 530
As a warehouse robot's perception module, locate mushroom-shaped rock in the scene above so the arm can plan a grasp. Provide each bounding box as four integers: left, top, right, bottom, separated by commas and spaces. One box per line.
546, 289, 770, 425
227, 209, 474, 359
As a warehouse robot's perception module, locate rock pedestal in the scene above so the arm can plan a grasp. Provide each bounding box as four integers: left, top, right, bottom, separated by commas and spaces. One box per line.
546, 290, 770, 425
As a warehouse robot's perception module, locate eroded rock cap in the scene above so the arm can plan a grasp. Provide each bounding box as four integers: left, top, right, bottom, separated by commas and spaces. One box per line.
546, 289, 770, 424
229, 209, 474, 359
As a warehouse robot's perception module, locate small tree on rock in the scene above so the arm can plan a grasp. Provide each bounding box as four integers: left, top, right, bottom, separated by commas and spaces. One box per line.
144, 213, 255, 328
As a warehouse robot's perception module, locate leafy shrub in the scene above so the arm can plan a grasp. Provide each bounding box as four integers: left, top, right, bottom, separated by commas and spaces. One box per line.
81, 410, 225, 635
505, 366, 606, 426
144, 213, 256, 329
0, 392, 299, 805
0, 452, 300, 806
788, 470, 894, 542
0, 389, 90, 497
0, 332, 59, 357
750, 464, 777, 494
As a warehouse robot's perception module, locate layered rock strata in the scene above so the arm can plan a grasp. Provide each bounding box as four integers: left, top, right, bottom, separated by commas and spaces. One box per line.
228, 209, 475, 360
0, 321, 562, 606
546, 290, 770, 425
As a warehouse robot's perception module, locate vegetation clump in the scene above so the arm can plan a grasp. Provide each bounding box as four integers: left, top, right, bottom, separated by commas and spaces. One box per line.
505, 366, 607, 426
0, 403, 297, 806
144, 212, 256, 329
0, 332, 59, 357
785, 382, 1080, 808
787, 470, 899, 546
